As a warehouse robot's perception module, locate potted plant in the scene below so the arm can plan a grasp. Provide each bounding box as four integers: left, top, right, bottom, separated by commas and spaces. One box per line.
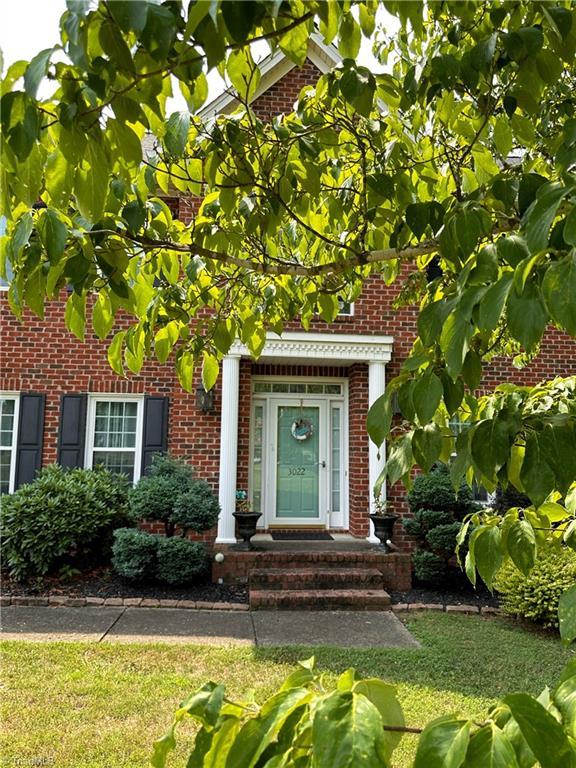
368, 494, 398, 553
232, 490, 262, 549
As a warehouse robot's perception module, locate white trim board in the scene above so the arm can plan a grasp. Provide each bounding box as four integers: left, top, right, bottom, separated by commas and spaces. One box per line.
229, 331, 394, 365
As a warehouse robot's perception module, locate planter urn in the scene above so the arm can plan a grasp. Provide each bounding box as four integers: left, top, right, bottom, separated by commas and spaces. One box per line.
368, 514, 399, 553
232, 511, 262, 549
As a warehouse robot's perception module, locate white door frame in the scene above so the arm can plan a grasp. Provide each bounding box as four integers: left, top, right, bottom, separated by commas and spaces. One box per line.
249, 377, 348, 529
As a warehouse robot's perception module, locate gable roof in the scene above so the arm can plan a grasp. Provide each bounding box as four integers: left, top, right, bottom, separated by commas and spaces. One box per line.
199, 32, 341, 119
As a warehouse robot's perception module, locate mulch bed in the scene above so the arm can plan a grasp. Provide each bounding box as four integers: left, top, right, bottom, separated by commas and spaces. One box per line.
390, 569, 499, 608
2, 567, 248, 604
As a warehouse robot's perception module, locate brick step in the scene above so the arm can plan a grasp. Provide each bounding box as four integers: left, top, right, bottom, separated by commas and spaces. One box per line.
241, 551, 388, 568
250, 589, 392, 611
249, 567, 385, 591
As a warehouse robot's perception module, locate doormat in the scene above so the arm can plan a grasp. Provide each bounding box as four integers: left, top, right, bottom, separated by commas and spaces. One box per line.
271, 531, 334, 541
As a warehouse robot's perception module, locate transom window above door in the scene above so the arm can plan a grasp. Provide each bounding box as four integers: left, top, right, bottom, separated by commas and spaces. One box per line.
253, 382, 342, 395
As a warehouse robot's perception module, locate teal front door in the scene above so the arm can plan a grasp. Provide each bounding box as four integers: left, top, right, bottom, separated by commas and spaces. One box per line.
272, 401, 327, 524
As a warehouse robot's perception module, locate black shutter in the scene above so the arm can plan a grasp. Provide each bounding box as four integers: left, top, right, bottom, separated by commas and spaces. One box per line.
141, 396, 169, 473
57, 394, 87, 468
15, 393, 45, 488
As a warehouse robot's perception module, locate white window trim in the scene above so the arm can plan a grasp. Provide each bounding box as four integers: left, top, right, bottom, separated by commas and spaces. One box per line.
85, 394, 144, 483
0, 392, 20, 494
337, 299, 355, 317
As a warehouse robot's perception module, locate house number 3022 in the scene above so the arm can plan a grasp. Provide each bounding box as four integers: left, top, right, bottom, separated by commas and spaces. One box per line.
288, 467, 306, 475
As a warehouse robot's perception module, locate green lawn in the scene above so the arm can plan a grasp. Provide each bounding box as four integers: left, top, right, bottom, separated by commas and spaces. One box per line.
2, 613, 573, 767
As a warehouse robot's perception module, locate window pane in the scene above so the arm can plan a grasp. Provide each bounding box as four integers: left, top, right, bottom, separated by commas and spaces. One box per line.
331, 406, 341, 513
0, 398, 15, 448
0, 449, 12, 494
289, 383, 306, 393
272, 383, 289, 392
251, 405, 264, 514
92, 450, 135, 481
325, 384, 342, 395
93, 401, 137, 448
253, 382, 271, 393
307, 383, 323, 394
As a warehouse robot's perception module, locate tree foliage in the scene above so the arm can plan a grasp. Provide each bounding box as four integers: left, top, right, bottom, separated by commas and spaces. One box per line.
151, 655, 576, 768
2, 2, 576, 759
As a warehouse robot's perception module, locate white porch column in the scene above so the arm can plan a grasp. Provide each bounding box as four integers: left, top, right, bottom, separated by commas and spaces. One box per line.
216, 354, 241, 543
367, 360, 387, 543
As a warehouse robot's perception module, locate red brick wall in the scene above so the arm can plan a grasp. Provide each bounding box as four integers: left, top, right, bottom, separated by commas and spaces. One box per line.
1, 57, 575, 554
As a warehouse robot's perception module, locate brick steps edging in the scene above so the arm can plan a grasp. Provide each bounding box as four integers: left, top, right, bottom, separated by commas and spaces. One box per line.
1, 594, 500, 615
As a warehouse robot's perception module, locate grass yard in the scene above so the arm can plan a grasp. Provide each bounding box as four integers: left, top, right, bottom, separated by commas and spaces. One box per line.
2, 613, 573, 767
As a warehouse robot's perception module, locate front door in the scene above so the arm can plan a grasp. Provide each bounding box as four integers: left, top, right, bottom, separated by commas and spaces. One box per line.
271, 400, 327, 525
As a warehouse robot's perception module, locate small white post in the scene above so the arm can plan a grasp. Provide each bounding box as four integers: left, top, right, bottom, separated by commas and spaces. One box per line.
367, 360, 387, 543
216, 355, 241, 543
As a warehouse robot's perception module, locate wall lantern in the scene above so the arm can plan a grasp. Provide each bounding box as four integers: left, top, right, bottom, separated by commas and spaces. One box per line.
196, 383, 216, 414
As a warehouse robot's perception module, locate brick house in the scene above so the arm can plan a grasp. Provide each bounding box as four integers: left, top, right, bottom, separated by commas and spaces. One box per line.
1, 37, 575, 575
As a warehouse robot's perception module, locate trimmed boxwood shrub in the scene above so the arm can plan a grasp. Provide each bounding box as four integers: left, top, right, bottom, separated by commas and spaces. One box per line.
129, 454, 219, 536
494, 542, 576, 628
1, 464, 129, 581
156, 538, 208, 585
403, 464, 479, 585
111, 528, 158, 580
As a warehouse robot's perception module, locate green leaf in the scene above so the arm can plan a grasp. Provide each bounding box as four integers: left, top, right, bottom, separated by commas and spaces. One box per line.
478, 273, 513, 332
406, 202, 430, 238
221, 1, 259, 43
37, 209, 67, 265
227, 689, 311, 768
64, 291, 86, 341
441, 373, 464, 416
507, 281, 548, 352
412, 370, 443, 424
412, 423, 443, 472
107, 330, 125, 376
226, 48, 261, 102
108, 0, 149, 33
464, 723, 519, 768
564, 209, 576, 246
99, 20, 134, 71
201, 352, 219, 391
165, 112, 190, 157
524, 182, 573, 254
122, 200, 146, 234
339, 14, 361, 59
518, 174, 547, 217
11, 212, 33, 259
462, 351, 482, 391
471, 417, 512, 481
559, 585, 576, 646
506, 520, 536, 576
493, 116, 513, 157
92, 291, 114, 340
414, 715, 471, 768
367, 392, 392, 449
440, 311, 472, 378
24, 48, 53, 98
542, 251, 576, 336
311, 690, 387, 768
386, 433, 414, 485
279, 18, 311, 66
503, 693, 575, 768
473, 525, 503, 590
75, 140, 111, 222
176, 350, 194, 392
520, 433, 556, 508
353, 679, 404, 761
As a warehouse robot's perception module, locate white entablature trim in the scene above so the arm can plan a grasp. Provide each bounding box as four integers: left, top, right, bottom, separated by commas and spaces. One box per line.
229, 331, 394, 364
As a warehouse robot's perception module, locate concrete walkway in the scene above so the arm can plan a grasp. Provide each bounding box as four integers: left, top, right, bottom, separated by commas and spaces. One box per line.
1, 606, 419, 648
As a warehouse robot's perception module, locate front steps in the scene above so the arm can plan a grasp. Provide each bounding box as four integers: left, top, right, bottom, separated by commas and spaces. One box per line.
248, 554, 392, 610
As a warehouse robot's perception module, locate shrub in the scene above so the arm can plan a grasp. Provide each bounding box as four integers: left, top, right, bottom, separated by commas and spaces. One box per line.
494, 542, 576, 628
111, 528, 158, 580
407, 463, 477, 519
156, 537, 207, 585
1, 464, 129, 581
129, 454, 219, 536
171, 480, 220, 533
412, 550, 446, 583
403, 464, 479, 585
